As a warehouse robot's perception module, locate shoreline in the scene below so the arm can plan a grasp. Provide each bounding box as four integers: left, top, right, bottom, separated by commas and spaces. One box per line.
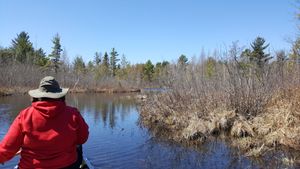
0, 87, 141, 97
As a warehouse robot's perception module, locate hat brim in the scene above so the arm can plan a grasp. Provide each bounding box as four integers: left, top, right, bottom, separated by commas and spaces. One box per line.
28, 88, 69, 99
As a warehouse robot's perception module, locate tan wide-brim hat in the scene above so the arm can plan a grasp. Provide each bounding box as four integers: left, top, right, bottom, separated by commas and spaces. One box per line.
28, 76, 69, 99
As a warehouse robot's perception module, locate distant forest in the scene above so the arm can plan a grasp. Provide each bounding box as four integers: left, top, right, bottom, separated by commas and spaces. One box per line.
0, 32, 171, 90
1, 31, 300, 94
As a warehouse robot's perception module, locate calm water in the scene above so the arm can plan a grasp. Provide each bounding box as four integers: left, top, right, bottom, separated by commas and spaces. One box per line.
0, 94, 298, 169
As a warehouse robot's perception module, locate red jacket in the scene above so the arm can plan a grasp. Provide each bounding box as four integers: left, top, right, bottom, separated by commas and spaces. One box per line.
0, 101, 89, 169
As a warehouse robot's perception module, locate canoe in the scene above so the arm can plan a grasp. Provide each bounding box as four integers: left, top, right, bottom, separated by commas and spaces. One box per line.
12, 146, 93, 169
80, 154, 94, 169
12, 155, 94, 169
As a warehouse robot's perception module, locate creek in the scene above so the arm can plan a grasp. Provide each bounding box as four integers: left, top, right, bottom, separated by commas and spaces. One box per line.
0, 94, 296, 169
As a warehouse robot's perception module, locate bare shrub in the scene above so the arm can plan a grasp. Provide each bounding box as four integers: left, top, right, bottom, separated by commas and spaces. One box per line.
140, 43, 300, 157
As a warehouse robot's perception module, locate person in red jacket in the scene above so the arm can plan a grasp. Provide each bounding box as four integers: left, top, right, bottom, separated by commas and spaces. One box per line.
0, 76, 89, 169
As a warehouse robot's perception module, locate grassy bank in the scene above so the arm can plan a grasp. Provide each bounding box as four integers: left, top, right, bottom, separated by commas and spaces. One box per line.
69, 87, 141, 94
0, 87, 30, 96
139, 43, 300, 162
140, 87, 300, 160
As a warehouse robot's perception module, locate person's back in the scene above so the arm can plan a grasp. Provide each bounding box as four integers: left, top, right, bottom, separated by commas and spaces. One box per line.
0, 76, 89, 169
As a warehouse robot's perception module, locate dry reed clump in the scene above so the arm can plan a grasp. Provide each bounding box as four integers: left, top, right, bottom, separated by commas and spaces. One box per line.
180, 109, 237, 142
181, 118, 208, 142
232, 137, 257, 150
250, 88, 300, 150
139, 93, 191, 140
140, 87, 300, 158
223, 88, 300, 158
207, 109, 236, 134
0, 88, 12, 96
140, 94, 239, 143
230, 116, 254, 138
228, 88, 300, 157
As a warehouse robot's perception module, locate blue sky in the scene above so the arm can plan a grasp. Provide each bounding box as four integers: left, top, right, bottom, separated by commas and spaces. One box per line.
0, 0, 298, 64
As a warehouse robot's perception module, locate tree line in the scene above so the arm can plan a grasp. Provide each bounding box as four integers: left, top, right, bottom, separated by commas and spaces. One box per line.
1, 30, 300, 93
0, 31, 171, 89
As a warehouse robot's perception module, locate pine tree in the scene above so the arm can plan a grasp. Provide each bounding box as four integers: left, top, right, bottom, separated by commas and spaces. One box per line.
110, 48, 119, 76
102, 52, 109, 70
73, 56, 86, 74
241, 37, 272, 78
34, 48, 48, 66
87, 61, 94, 72
178, 54, 188, 67
144, 60, 154, 82
49, 33, 63, 74
94, 52, 101, 66
162, 61, 169, 67
250, 37, 272, 69
11, 31, 34, 63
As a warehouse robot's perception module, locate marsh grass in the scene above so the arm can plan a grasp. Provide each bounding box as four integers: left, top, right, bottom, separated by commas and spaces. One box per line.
140, 46, 300, 160
141, 86, 300, 159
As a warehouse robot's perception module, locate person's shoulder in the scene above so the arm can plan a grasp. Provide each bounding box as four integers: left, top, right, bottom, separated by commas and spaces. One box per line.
65, 105, 80, 115
19, 106, 34, 116
16, 105, 35, 121
65, 106, 84, 121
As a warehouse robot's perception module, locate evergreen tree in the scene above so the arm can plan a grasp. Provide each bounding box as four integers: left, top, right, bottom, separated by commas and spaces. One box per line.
34, 48, 48, 66
0, 47, 14, 64
110, 48, 119, 76
102, 52, 110, 72
162, 61, 170, 67
241, 49, 252, 61
153, 60, 169, 81
241, 37, 272, 78
87, 61, 94, 72
94, 52, 101, 66
49, 33, 63, 74
73, 56, 86, 74
178, 54, 188, 67
144, 60, 154, 82
11, 31, 34, 63
249, 37, 272, 69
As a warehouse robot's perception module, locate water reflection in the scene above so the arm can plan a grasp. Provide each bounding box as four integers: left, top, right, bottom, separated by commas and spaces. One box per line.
139, 137, 256, 169
67, 94, 135, 129
0, 95, 30, 169
0, 95, 31, 121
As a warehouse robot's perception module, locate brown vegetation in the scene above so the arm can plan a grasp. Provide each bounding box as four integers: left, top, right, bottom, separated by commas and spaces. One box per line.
69, 88, 141, 94
0, 62, 143, 96
140, 41, 300, 161
141, 87, 300, 158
